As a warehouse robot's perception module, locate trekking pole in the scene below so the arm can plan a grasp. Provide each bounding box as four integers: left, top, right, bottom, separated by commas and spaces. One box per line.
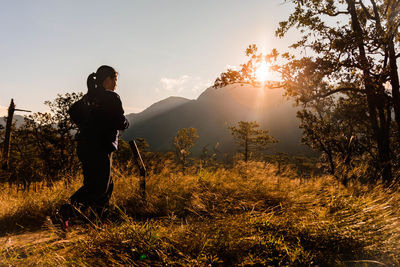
129, 139, 146, 201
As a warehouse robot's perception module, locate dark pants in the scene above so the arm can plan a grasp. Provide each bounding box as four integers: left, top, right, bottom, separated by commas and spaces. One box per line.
70, 141, 114, 214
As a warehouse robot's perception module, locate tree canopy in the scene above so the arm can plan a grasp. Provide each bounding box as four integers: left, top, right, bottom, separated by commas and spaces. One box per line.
229, 121, 277, 162
215, 0, 400, 184
173, 127, 199, 172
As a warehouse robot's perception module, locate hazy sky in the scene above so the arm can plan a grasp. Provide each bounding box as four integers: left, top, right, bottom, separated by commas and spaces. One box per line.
0, 0, 298, 116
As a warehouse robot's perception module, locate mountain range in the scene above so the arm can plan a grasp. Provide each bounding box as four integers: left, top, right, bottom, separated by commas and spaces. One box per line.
0, 115, 25, 128
1, 85, 311, 156
122, 84, 311, 156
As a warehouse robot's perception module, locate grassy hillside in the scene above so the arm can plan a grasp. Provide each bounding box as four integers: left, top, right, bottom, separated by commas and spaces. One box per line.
1, 162, 399, 266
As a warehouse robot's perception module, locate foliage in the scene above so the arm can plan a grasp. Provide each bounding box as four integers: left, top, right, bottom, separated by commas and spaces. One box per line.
173, 127, 199, 172
3, 93, 83, 189
229, 121, 277, 162
112, 138, 133, 171
276, 0, 400, 184
214, 44, 281, 89
200, 142, 221, 169
135, 137, 150, 153
215, 0, 400, 184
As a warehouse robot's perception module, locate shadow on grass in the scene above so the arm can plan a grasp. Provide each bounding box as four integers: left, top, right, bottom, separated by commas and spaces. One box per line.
0, 207, 52, 237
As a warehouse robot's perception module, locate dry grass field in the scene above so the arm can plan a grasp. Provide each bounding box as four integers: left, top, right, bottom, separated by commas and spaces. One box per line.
1, 162, 400, 266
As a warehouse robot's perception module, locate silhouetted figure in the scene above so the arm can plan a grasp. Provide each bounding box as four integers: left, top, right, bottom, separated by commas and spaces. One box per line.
53, 65, 129, 230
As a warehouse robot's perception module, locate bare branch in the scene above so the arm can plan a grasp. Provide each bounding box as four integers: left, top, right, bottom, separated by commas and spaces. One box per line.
315, 87, 365, 98
389, 20, 400, 38
321, 10, 349, 16
264, 81, 286, 89
384, 48, 389, 68
359, 0, 374, 19
385, 0, 391, 16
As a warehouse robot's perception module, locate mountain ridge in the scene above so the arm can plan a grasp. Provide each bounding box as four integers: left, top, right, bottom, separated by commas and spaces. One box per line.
126, 96, 191, 126
122, 84, 310, 156
0, 115, 25, 128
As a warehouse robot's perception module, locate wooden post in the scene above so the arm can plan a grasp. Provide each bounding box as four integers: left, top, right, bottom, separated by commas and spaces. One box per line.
1, 99, 31, 170
2, 99, 15, 170
129, 139, 146, 201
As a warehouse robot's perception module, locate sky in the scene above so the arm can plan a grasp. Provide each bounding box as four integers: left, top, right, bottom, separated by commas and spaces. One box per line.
0, 0, 299, 116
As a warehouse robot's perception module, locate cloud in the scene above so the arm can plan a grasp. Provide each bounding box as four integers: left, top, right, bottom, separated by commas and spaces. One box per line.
158, 75, 212, 94
160, 75, 190, 92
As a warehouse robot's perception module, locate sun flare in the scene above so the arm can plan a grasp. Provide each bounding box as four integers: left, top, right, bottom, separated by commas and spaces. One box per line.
254, 60, 271, 83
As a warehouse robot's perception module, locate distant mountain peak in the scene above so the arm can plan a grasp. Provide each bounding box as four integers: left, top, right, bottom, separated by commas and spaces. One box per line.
0, 114, 25, 128
145, 96, 190, 111
123, 84, 310, 155
125, 96, 191, 125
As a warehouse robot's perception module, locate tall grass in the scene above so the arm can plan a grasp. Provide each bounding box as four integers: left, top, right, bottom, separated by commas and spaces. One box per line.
1, 161, 400, 265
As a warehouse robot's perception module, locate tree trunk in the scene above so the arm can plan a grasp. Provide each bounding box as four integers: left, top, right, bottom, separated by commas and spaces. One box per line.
388, 39, 400, 132
370, 0, 400, 141
244, 137, 248, 162
346, 0, 393, 183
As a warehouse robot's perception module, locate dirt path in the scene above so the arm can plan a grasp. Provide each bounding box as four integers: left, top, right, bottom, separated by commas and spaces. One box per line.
0, 229, 60, 249
0, 222, 89, 266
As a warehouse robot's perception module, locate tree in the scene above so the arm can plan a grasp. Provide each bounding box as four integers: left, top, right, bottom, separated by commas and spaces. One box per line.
275, 0, 400, 183
113, 137, 150, 172
213, 44, 281, 89
9, 92, 83, 187
0, 122, 4, 148
215, 0, 400, 184
229, 121, 277, 162
136, 137, 150, 153
173, 127, 199, 171
113, 138, 132, 171
44, 92, 82, 174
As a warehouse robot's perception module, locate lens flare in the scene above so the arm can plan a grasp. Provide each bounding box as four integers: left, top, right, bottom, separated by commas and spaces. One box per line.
255, 60, 270, 83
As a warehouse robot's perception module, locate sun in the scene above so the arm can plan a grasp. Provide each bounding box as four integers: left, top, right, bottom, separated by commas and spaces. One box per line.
254, 60, 271, 83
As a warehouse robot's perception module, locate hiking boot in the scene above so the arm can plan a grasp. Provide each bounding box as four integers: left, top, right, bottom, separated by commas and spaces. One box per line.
47, 211, 69, 232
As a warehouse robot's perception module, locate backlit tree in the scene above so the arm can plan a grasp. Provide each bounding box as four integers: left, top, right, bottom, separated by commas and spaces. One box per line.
229, 121, 277, 162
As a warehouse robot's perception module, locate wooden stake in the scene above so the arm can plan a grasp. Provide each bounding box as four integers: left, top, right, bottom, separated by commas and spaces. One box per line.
2, 99, 15, 170
129, 139, 146, 201
2, 99, 31, 170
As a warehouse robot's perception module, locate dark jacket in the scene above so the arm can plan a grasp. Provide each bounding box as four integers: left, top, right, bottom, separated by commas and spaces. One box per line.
69, 89, 129, 152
